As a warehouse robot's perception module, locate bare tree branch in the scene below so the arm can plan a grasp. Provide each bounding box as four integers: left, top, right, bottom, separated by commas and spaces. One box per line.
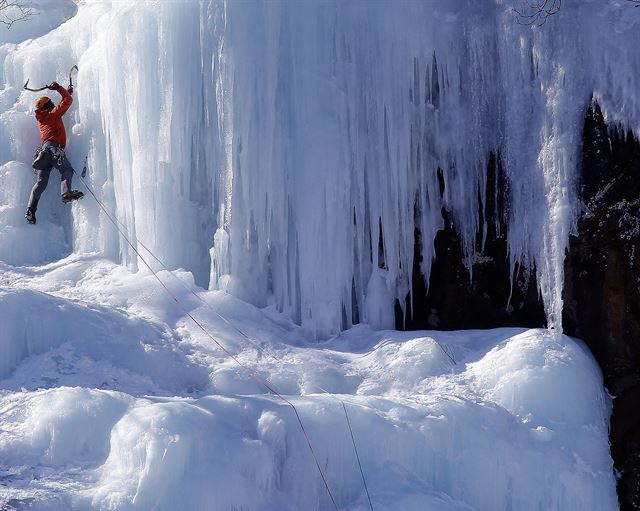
0, 0, 36, 29
513, 0, 562, 27
513, 0, 640, 26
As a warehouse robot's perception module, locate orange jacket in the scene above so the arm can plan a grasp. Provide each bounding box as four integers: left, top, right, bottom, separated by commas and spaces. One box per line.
35, 84, 73, 149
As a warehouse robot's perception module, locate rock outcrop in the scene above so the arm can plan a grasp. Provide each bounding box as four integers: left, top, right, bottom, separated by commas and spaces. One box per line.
564, 102, 640, 510
397, 102, 640, 510
395, 152, 545, 332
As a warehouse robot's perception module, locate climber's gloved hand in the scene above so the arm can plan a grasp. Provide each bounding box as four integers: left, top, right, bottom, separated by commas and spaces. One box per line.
47, 81, 62, 91
67, 85, 74, 95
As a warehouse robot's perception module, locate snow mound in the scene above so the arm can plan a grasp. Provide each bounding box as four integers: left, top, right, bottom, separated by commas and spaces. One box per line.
0, 257, 618, 510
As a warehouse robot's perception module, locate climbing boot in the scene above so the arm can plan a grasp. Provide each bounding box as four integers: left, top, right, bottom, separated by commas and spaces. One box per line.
25, 208, 36, 224
62, 190, 84, 204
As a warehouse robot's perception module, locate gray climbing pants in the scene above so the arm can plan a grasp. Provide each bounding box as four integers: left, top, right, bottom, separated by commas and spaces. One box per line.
27, 141, 74, 212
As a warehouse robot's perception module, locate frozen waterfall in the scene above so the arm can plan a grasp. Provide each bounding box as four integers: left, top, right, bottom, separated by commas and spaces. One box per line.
1, 0, 639, 338
0, 1, 631, 509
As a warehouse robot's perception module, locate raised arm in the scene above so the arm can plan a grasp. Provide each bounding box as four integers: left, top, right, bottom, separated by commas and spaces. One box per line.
48, 82, 73, 118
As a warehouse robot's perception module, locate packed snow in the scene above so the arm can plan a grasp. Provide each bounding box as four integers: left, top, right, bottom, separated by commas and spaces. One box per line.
0, 255, 618, 510
0, 0, 631, 509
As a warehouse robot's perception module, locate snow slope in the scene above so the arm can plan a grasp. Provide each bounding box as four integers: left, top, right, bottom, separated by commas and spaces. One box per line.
0, 255, 617, 510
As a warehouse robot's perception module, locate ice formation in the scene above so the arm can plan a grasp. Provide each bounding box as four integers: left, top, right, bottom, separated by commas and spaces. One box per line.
1, 0, 639, 337
0, 1, 633, 508
0, 255, 618, 510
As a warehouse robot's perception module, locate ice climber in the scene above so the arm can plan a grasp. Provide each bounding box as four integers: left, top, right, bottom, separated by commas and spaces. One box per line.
25, 81, 83, 224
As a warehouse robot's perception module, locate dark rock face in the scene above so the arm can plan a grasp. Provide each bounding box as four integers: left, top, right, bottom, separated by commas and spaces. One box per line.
564, 102, 640, 511
395, 152, 546, 331
396, 103, 640, 509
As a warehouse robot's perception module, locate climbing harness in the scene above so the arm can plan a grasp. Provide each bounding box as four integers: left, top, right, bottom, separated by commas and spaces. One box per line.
31, 145, 66, 171
49, 145, 66, 166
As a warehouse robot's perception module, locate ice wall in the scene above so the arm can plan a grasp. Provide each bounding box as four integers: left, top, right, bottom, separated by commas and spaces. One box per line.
212, 0, 640, 337
0, 0, 639, 337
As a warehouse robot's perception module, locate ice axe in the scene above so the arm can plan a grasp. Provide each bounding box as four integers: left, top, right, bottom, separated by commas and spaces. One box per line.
68, 65, 78, 88
23, 65, 78, 92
